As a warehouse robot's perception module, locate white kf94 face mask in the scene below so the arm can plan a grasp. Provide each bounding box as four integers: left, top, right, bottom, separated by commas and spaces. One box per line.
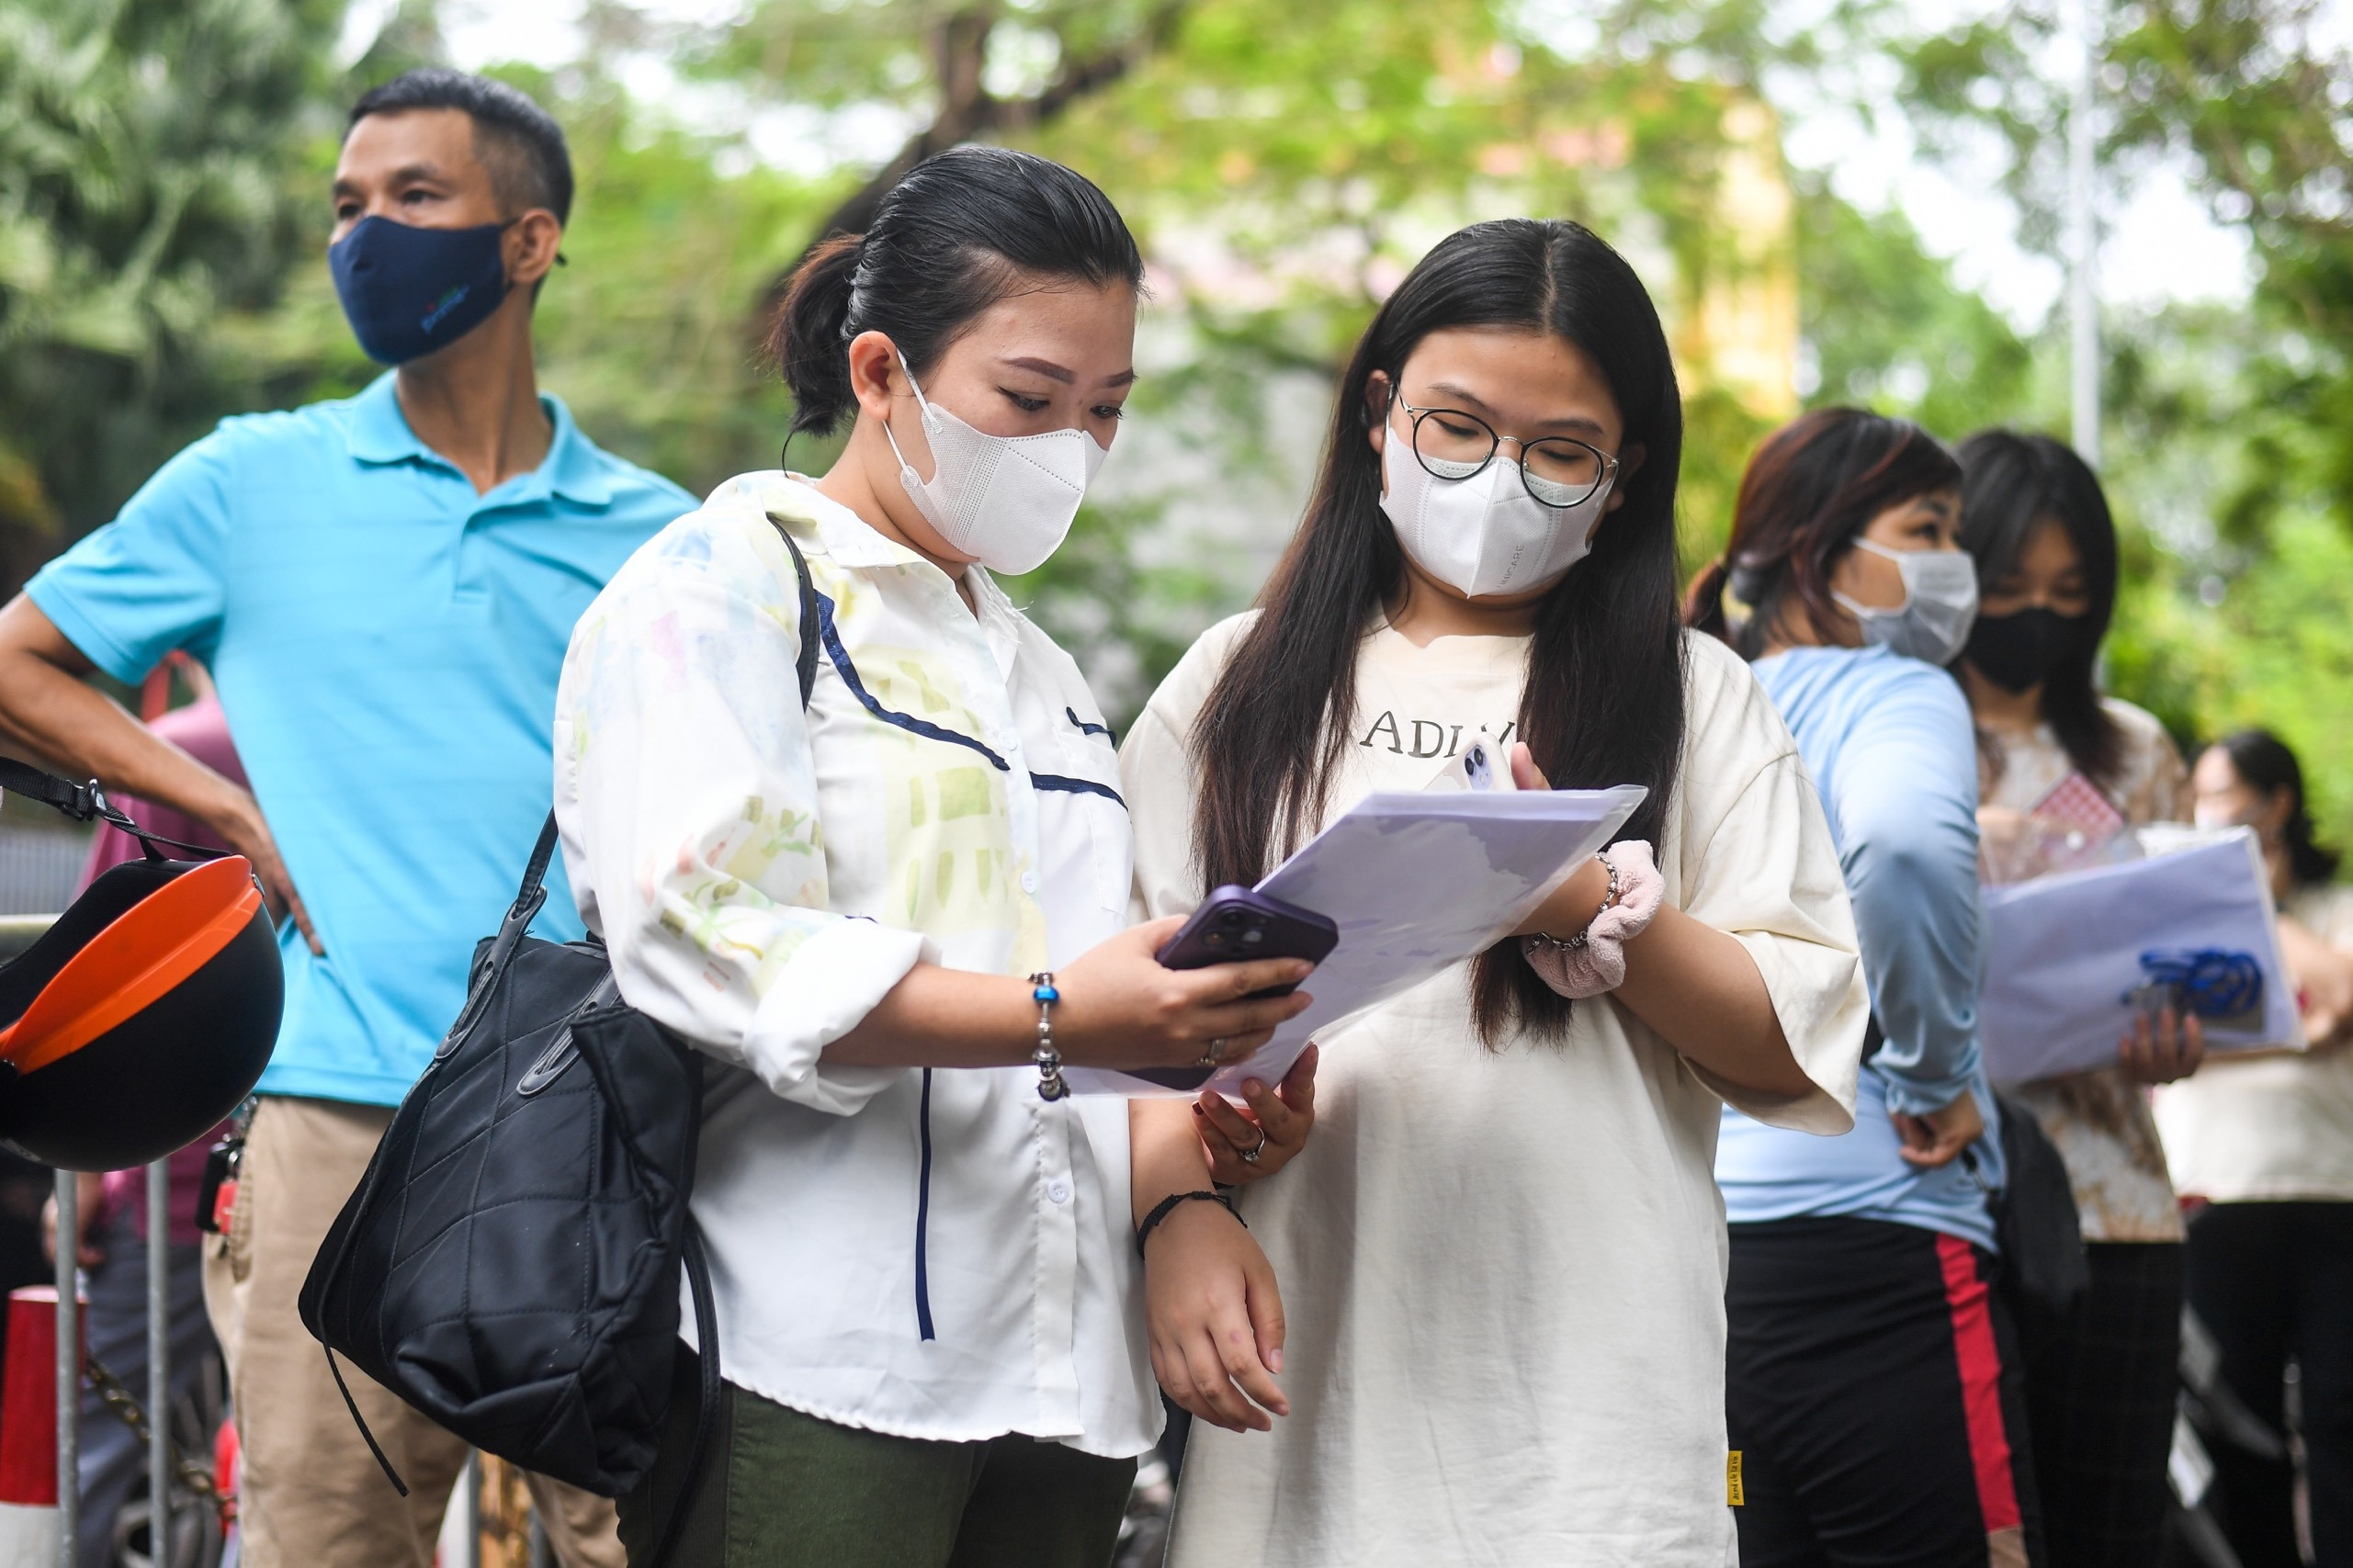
1831, 537, 1981, 665
1377, 412, 1614, 599
881, 353, 1109, 576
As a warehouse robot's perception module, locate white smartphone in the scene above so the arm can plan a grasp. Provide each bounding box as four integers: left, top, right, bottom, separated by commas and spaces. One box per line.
1423, 736, 1518, 794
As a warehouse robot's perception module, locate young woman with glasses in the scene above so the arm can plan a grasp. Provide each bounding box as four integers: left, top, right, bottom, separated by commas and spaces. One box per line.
1118, 218, 1870, 1564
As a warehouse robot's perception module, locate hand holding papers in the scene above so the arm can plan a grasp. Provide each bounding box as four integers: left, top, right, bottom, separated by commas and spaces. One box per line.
1980, 827, 2302, 1084
1071, 781, 1647, 1097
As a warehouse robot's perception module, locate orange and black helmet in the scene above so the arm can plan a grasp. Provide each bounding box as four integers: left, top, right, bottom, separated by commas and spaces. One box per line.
0, 762, 281, 1171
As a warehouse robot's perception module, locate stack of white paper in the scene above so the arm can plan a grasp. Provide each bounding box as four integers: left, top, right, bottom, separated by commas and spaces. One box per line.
1980, 827, 2302, 1084
1074, 785, 1647, 1097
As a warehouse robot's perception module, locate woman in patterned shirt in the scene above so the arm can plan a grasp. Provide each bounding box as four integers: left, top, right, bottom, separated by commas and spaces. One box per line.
556, 148, 1315, 1567
1951, 430, 2203, 1568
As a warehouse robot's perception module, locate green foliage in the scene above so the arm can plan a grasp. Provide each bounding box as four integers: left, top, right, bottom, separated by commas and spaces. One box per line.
1793, 173, 2042, 436
521, 76, 836, 497
0, 0, 345, 591
1902, 0, 2353, 857
2110, 508, 2353, 852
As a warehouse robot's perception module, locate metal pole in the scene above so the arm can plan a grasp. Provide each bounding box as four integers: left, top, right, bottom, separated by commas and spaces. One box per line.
53, 1171, 77, 1568
146, 1159, 170, 1565
2068, 0, 2102, 467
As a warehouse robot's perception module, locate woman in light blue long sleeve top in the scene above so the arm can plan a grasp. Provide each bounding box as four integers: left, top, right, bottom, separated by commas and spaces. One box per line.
1718, 641, 2003, 1247
1686, 409, 2041, 1568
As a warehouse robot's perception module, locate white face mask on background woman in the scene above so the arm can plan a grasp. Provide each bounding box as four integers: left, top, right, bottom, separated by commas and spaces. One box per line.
883, 352, 1109, 576
1832, 538, 1981, 665
1377, 408, 1615, 599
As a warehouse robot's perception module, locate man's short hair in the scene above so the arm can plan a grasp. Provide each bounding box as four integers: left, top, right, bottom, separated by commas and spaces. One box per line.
347, 69, 573, 226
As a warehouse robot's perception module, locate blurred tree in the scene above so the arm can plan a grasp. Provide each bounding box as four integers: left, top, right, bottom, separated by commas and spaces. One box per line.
1905, 0, 2353, 849
718, 0, 1195, 269
700, 0, 1842, 683
1793, 172, 2042, 437
0, 0, 347, 596
1906, 0, 2353, 534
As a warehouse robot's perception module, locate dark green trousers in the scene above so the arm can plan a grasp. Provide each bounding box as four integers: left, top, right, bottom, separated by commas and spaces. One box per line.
617, 1351, 1137, 1568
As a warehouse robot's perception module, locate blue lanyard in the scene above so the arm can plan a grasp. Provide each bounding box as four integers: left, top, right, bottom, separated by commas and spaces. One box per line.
2128, 948, 2264, 1018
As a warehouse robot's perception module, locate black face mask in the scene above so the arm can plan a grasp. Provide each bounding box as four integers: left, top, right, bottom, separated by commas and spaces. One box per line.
1962, 606, 2088, 694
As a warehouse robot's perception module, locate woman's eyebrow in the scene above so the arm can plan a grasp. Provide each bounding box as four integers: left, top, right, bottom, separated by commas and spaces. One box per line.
1001, 356, 1074, 383
1000, 356, 1138, 389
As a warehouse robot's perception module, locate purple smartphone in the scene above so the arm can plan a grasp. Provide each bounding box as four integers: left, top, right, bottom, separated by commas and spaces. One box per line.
1133, 886, 1339, 1092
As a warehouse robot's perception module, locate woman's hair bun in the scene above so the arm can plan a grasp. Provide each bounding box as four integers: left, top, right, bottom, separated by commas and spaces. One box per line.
767, 148, 1143, 446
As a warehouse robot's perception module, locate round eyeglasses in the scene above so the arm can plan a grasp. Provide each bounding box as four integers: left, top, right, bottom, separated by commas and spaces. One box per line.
1394, 397, 1619, 509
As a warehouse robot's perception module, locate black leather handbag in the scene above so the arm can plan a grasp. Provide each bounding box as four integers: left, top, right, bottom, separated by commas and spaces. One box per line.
300, 516, 820, 1567
1983, 1089, 2088, 1354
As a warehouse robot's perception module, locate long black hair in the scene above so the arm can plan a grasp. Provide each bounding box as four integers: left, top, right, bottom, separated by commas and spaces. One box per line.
1685, 408, 1962, 658
1953, 430, 2126, 790
768, 146, 1144, 443
2216, 728, 2341, 886
1191, 218, 1686, 1046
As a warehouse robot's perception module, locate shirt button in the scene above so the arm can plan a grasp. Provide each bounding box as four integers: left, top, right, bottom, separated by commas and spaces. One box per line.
1047, 1180, 1071, 1204
1022, 872, 1039, 894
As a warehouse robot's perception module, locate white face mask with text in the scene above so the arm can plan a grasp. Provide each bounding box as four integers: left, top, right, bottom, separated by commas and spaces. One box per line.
882, 352, 1109, 576
1377, 409, 1614, 599
1832, 538, 1981, 665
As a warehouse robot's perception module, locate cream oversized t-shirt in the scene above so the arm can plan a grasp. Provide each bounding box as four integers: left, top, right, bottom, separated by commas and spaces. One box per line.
1123, 616, 1868, 1568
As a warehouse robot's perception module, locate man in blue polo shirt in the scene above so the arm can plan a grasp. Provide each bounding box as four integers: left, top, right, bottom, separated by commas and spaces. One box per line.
0, 70, 691, 1568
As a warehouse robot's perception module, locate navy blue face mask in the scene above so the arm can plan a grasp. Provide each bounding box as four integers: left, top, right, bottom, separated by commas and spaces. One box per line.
329, 215, 512, 365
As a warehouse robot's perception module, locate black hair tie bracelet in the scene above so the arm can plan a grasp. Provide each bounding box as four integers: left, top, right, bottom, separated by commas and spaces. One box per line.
1136, 1190, 1244, 1258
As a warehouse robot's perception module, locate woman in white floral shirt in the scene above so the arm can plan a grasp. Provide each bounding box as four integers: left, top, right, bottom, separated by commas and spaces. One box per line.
1951, 430, 2201, 1568
554, 148, 1312, 1568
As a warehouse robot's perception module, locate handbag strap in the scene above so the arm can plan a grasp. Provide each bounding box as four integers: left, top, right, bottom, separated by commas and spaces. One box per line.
768, 511, 822, 715
0, 755, 230, 863
498, 509, 823, 923
644, 1220, 721, 1568
442, 513, 827, 1061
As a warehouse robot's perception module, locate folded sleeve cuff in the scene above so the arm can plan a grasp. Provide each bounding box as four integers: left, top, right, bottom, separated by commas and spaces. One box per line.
1708, 931, 1864, 1135
1880, 1070, 1976, 1118
741, 919, 931, 1115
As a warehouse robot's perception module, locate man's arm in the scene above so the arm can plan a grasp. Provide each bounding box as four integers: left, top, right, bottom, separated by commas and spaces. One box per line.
0, 594, 318, 951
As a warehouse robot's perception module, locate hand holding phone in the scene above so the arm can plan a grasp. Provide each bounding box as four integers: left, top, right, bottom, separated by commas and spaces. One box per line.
1155, 886, 1339, 992
1135, 888, 1337, 1091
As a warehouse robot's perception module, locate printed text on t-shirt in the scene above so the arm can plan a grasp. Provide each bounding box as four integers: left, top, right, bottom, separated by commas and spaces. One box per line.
1356, 710, 1517, 759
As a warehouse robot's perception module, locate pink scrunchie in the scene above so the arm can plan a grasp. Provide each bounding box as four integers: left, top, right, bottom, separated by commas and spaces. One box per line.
1521, 840, 1665, 998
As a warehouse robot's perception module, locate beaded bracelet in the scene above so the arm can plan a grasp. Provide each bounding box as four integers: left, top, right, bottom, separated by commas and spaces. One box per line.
1029, 971, 1067, 1101
1135, 1189, 1245, 1258
1526, 852, 1621, 954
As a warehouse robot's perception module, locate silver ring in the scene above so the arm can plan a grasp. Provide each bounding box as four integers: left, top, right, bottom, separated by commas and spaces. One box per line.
1194, 1037, 1228, 1068
1239, 1127, 1269, 1165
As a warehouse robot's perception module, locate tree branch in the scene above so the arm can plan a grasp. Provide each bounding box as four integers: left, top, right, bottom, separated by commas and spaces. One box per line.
753, 0, 1191, 333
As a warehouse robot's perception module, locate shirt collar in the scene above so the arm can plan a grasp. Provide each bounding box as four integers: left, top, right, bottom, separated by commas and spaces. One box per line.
344, 372, 614, 507
767, 473, 933, 570
764, 475, 1025, 676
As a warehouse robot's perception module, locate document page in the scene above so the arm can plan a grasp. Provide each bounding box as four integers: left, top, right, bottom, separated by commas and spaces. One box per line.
1072, 784, 1646, 1097
1980, 826, 2302, 1083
